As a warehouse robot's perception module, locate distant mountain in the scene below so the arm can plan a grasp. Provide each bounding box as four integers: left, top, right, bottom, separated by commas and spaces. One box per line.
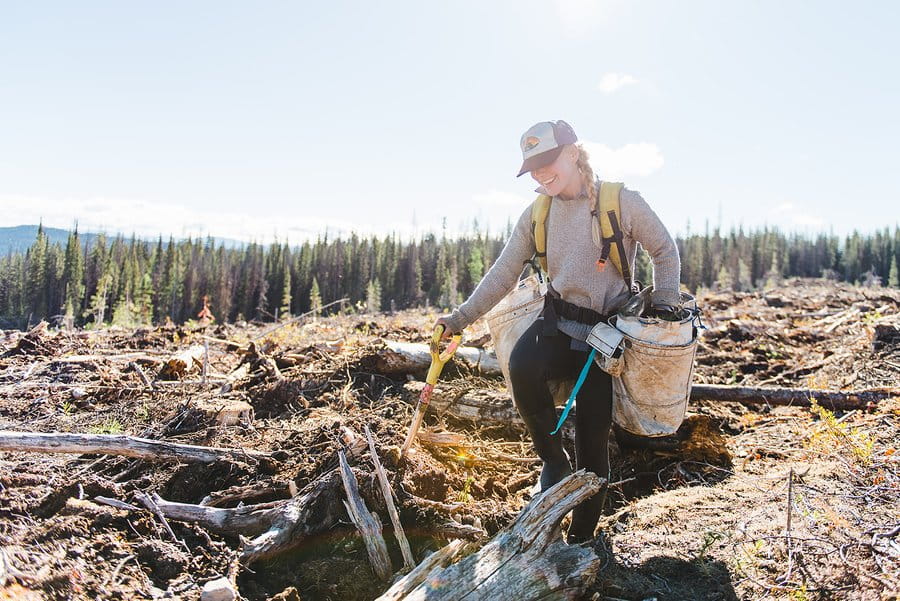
0, 225, 246, 255
0, 225, 94, 255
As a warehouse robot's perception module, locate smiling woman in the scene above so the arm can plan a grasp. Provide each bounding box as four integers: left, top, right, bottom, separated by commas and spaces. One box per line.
436, 119, 681, 544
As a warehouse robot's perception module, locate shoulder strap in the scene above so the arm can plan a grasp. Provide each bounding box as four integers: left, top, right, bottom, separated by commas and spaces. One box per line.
531, 184, 632, 287
531, 194, 552, 276
595, 182, 633, 288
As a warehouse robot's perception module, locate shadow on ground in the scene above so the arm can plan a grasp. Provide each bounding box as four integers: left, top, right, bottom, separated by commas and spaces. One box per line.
590, 538, 738, 601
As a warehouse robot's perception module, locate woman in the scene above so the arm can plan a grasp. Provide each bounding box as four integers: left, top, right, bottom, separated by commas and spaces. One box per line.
438, 120, 681, 543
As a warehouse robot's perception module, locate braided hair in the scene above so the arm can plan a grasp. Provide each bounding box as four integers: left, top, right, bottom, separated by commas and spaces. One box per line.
575, 143, 596, 203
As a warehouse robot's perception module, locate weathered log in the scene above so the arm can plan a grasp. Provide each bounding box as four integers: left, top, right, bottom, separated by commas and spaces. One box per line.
339, 450, 392, 581
375, 540, 469, 601
403, 380, 898, 425
690, 384, 898, 411
402, 382, 522, 425
365, 426, 415, 571
144, 493, 283, 535
384, 342, 898, 412
376, 341, 501, 376
376, 471, 605, 601
160, 344, 205, 378
150, 470, 347, 562
0, 431, 269, 464
147, 430, 372, 562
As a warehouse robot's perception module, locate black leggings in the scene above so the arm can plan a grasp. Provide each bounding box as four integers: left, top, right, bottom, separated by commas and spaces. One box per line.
508, 317, 612, 536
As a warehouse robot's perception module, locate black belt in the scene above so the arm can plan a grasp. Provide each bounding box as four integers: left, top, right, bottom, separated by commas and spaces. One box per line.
541, 294, 609, 336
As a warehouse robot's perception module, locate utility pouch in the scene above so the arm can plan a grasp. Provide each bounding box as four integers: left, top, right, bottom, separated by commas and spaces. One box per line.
586, 321, 625, 377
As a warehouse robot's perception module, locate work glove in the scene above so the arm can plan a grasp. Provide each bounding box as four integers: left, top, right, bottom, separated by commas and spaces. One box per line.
646, 303, 682, 321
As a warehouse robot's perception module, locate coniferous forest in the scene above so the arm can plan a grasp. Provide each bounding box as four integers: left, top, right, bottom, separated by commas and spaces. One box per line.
1, 224, 898, 330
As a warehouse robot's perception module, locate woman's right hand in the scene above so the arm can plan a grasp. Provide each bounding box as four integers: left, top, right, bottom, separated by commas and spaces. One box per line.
434, 317, 456, 340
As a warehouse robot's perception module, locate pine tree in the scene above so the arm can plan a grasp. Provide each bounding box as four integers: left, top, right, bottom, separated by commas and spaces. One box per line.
888, 256, 898, 288
309, 277, 322, 318
85, 272, 112, 328
715, 264, 732, 290
62, 229, 85, 328
280, 264, 292, 319
161, 237, 182, 323
736, 258, 752, 291
137, 272, 154, 324
466, 245, 484, 287
25, 224, 48, 321
366, 279, 381, 313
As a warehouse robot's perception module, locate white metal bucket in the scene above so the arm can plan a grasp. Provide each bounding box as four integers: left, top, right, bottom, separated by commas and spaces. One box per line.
485, 275, 573, 406
485, 275, 546, 403
609, 295, 699, 437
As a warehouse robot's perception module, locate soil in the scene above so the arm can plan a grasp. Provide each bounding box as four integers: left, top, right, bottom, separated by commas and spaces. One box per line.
0, 278, 898, 601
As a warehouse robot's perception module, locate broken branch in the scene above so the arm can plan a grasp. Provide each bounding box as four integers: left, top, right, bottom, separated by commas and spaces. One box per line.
0, 431, 269, 464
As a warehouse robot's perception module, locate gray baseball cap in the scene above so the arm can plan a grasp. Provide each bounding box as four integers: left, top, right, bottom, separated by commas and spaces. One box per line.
516, 120, 578, 177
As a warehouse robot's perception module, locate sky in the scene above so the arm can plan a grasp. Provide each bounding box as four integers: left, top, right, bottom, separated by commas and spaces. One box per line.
1, 0, 898, 243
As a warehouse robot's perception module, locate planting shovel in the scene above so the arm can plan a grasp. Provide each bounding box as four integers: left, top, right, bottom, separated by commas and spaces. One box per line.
400, 324, 462, 457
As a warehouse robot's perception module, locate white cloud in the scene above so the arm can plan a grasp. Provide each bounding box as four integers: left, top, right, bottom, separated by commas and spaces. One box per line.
597, 72, 638, 94
581, 141, 665, 180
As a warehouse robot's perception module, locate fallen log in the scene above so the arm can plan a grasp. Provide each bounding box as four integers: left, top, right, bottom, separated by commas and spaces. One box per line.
146, 429, 369, 562
149, 470, 346, 562
402, 382, 522, 425
690, 384, 898, 411
402, 380, 899, 425
375, 540, 469, 601
160, 344, 205, 378
0, 431, 270, 464
376, 471, 605, 601
384, 343, 898, 412
375, 341, 501, 376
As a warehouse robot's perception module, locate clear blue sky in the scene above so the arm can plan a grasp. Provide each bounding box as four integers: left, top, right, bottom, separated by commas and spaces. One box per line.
1, 1, 897, 242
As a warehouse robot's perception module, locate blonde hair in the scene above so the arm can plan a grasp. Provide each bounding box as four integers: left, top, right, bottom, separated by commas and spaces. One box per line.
575, 144, 596, 203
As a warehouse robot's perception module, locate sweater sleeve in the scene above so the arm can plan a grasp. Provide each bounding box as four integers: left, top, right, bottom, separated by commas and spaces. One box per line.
442, 204, 536, 333
619, 188, 682, 307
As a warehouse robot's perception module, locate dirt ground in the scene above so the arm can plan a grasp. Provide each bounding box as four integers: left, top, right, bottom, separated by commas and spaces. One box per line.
0, 278, 898, 601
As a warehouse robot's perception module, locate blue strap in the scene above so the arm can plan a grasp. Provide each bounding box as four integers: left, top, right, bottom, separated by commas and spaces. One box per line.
551, 349, 595, 435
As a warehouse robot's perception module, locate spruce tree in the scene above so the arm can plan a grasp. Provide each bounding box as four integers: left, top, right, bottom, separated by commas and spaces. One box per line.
366, 279, 382, 313
85, 273, 111, 328
25, 224, 48, 321
280, 264, 292, 319
309, 277, 322, 318
62, 229, 85, 327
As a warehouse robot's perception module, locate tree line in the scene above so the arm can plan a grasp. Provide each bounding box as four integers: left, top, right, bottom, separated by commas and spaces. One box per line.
1, 223, 898, 329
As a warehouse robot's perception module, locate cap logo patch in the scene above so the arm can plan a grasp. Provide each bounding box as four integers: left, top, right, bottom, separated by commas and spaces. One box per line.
523, 136, 540, 152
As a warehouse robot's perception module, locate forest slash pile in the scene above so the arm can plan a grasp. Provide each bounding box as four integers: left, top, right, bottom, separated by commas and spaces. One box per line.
0, 278, 898, 601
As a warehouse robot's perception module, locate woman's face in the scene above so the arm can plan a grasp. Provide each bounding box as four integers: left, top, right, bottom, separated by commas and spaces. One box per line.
529, 145, 581, 198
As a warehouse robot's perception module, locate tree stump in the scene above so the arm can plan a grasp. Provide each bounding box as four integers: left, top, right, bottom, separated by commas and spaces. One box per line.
376, 470, 605, 601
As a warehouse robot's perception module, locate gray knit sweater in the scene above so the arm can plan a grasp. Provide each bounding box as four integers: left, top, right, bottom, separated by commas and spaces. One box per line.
443, 182, 681, 343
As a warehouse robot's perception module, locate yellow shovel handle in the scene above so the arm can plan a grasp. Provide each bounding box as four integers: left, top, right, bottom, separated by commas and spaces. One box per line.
426, 325, 462, 385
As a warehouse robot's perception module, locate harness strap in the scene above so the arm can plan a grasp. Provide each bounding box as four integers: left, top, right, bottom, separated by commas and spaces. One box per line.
541, 293, 610, 336
605, 209, 632, 287
551, 349, 596, 435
